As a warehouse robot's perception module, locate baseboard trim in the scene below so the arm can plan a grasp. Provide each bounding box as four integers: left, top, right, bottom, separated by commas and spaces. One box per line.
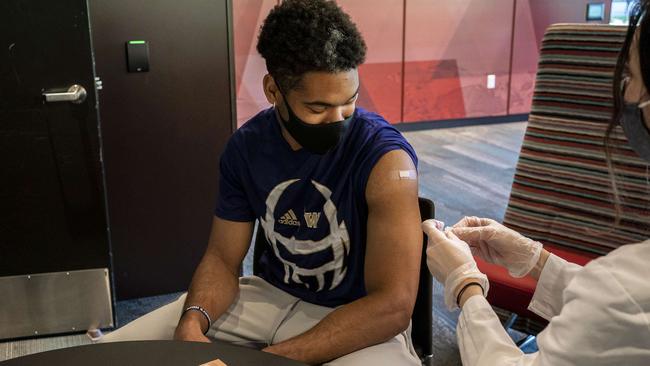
395, 114, 529, 132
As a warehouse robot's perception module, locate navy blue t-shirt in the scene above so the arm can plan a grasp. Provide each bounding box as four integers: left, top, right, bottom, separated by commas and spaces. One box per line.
215, 107, 417, 307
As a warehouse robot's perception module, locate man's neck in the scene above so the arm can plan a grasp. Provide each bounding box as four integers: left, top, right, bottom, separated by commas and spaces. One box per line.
275, 107, 302, 151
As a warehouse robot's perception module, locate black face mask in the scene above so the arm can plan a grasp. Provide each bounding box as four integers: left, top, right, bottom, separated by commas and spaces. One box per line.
277, 93, 353, 155
621, 103, 650, 162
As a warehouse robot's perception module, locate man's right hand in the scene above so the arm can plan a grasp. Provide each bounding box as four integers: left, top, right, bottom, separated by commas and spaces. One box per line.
173, 312, 211, 343
175, 217, 252, 344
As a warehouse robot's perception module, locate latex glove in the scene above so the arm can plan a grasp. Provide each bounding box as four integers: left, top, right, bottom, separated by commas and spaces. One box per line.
451, 216, 542, 278
422, 219, 489, 310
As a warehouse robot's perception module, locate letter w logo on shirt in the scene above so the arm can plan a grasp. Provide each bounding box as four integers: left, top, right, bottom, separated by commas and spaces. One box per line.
303, 212, 321, 229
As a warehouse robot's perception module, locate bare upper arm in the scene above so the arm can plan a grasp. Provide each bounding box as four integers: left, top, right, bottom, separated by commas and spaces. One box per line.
364, 149, 421, 305
205, 216, 254, 276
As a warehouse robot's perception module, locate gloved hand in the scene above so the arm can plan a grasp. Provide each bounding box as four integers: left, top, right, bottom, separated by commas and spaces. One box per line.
422, 219, 489, 310
451, 217, 542, 278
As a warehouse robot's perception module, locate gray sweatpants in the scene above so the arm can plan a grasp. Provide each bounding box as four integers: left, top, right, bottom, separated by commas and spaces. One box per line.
101, 276, 421, 365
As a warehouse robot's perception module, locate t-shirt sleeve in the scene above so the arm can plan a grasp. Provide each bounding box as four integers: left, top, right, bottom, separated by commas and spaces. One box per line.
357, 126, 418, 196
214, 139, 255, 222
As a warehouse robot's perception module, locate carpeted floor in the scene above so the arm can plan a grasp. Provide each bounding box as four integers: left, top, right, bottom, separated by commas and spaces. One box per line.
1, 121, 536, 364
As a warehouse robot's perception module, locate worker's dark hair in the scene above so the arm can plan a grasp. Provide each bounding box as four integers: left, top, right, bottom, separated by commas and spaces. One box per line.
606, 0, 650, 225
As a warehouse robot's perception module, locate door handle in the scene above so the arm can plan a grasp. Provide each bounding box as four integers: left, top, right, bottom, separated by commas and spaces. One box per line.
43, 84, 87, 104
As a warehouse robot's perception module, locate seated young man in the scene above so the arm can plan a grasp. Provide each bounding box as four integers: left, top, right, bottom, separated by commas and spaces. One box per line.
102, 1, 422, 364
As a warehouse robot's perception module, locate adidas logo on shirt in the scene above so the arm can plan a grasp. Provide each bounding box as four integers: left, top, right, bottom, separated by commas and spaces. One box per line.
278, 209, 300, 226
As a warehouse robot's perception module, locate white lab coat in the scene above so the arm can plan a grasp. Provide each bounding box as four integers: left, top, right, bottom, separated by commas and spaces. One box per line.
457, 239, 650, 366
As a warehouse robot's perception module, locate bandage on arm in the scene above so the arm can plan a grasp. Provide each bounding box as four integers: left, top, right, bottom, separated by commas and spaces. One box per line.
394, 169, 417, 180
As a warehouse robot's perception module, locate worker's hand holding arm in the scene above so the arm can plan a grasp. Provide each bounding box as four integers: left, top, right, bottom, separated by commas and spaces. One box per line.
451, 217, 546, 278
451, 217, 583, 319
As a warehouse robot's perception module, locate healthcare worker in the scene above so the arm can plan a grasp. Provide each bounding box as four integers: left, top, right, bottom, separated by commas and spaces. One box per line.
422, 1, 650, 365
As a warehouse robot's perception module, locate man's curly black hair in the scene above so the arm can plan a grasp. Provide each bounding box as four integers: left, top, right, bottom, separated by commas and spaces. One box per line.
257, 0, 367, 92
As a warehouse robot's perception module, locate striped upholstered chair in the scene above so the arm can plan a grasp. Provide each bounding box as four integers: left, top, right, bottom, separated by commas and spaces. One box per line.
477, 24, 650, 338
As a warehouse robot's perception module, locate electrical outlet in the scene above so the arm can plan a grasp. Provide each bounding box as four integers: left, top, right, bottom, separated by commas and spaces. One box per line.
487, 74, 496, 89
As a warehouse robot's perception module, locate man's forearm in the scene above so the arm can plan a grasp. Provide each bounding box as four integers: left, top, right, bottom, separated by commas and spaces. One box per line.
264, 292, 412, 365
178, 252, 239, 333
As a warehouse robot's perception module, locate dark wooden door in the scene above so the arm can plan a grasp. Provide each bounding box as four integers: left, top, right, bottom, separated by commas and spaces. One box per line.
89, 0, 235, 299
0, 0, 110, 277
0, 0, 114, 339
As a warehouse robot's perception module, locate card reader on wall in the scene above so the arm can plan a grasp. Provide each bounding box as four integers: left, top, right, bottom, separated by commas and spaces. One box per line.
126, 40, 150, 72
586, 3, 605, 21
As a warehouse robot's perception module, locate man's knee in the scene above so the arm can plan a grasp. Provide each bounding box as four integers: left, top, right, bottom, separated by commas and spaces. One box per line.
99, 293, 187, 343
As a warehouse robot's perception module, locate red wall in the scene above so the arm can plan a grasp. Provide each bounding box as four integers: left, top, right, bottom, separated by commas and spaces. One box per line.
403, 0, 515, 122
233, 0, 278, 126
233, 0, 612, 127
339, 0, 405, 124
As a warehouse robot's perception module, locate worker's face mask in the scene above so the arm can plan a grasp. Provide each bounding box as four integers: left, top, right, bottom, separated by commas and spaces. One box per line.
621, 103, 650, 162
277, 92, 352, 155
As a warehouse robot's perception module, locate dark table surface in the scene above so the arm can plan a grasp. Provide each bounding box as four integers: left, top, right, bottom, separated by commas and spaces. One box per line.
0, 340, 308, 366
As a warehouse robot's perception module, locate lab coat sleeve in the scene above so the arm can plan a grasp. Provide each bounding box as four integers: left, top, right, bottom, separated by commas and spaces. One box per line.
527, 253, 582, 320
454, 255, 582, 366
531, 260, 650, 365
457, 250, 650, 366
457, 295, 539, 366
